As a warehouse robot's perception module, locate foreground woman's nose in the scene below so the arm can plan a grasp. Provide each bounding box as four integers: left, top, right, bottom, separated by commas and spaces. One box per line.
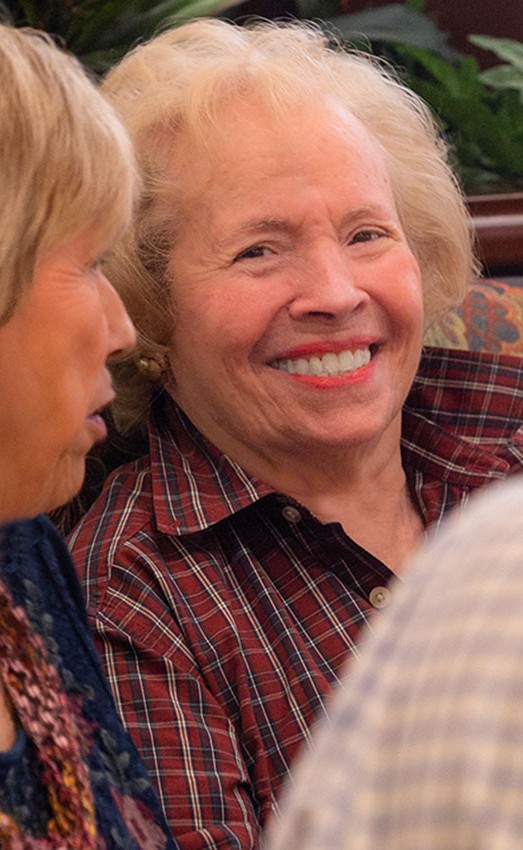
100, 274, 137, 359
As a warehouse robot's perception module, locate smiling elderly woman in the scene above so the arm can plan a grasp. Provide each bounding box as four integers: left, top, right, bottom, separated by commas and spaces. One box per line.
68, 18, 523, 850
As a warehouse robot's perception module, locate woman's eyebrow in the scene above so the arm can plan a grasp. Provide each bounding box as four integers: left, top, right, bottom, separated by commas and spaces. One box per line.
215, 204, 395, 248
214, 217, 297, 247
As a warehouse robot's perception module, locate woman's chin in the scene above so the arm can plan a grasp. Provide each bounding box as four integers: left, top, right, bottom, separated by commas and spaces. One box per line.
41, 456, 87, 517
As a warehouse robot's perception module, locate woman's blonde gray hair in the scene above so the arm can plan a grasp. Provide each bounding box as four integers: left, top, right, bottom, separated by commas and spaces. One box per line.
101, 17, 478, 435
0, 25, 137, 324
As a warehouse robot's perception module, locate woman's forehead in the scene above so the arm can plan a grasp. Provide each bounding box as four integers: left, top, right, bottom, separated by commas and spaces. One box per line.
166, 94, 384, 187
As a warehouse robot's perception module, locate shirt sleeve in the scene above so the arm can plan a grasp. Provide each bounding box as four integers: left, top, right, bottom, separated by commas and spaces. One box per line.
87, 554, 262, 850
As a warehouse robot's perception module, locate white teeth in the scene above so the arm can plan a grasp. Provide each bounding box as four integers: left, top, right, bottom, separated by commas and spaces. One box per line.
354, 349, 367, 368
294, 358, 309, 375
272, 347, 371, 377
322, 352, 339, 376
309, 356, 323, 376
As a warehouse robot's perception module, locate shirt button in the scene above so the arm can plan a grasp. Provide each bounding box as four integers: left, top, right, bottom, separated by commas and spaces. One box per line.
282, 505, 302, 524
369, 586, 391, 609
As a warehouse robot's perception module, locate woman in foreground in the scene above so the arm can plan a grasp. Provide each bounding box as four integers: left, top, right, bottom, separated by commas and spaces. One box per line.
0, 25, 177, 849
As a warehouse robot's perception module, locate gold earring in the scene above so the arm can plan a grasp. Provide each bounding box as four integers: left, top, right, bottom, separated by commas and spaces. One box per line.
137, 353, 167, 382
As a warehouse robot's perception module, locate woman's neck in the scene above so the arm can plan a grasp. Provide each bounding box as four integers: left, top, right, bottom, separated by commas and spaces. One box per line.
289, 460, 424, 574
228, 432, 425, 574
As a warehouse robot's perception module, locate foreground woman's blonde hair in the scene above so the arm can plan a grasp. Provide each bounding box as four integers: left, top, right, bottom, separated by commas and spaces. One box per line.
0, 25, 137, 324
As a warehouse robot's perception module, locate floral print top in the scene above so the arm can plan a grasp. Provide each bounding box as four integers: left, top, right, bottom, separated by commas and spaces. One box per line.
0, 516, 178, 850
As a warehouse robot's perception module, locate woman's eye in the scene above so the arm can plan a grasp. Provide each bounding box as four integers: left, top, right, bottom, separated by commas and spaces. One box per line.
89, 260, 102, 273
88, 252, 110, 275
234, 244, 272, 262
350, 229, 386, 244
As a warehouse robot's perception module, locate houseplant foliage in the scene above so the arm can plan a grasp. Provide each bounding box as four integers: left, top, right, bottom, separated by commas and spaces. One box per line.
471, 35, 523, 100
2, 0, 522, 191
390, 39, 523, 191
0, 0, 241, 73
294, 0, 523, 192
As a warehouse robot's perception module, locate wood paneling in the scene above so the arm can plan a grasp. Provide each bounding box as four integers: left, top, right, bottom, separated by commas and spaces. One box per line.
468, 193, 523, 277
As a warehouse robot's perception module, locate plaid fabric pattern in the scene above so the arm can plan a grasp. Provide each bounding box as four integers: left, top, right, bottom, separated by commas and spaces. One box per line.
68, 347, 523, 850
269, 474, 523, 850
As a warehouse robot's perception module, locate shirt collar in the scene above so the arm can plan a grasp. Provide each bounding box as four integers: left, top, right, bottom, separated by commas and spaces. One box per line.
403, 347, 523, 487
149, 348, 523, 535
149, 396, 273, 535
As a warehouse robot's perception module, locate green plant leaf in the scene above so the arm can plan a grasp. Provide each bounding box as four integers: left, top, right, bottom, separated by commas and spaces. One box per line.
469, 34, 523, 73
479, 64, 523, 96
397, 47, 523, 187
69, 0, 239, 54
315, 4, 459, 60
401, 47, 484, 99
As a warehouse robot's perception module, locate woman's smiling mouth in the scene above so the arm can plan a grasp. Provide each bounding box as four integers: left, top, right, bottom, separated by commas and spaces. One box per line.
270, 346, 374, 378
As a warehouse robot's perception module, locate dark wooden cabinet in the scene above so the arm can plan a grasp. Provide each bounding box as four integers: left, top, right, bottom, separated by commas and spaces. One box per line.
423, 0, 523, 66
468, 193, 523, 277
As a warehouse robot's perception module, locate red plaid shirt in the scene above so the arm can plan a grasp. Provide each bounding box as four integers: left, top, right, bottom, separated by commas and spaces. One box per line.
69, 348, 523, 850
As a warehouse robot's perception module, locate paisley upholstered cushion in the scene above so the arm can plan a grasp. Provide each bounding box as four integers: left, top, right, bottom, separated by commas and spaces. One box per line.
425, 278, 523, 355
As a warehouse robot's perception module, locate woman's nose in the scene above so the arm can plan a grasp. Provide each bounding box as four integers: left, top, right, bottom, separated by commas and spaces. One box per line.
100, 275, 137, 359
287, 246, 369, 322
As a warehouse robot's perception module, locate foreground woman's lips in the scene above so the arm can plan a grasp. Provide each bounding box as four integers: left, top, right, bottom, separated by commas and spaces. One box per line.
86, 397, 114, 442
86, 394, 114, 422
270, 346, 372, 377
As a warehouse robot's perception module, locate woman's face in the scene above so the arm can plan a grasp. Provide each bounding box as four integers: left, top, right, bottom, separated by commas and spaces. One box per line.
166, 97, 424, 470
0, 228, 136, 520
